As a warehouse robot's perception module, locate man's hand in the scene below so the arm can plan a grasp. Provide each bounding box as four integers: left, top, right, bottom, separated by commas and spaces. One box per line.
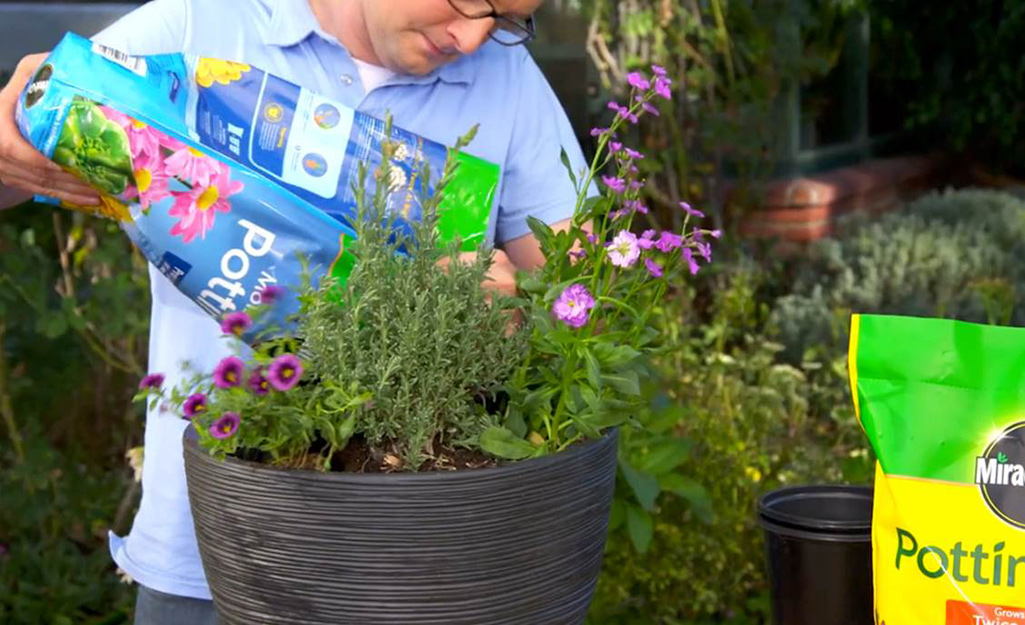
438, 249, 518, 298
0, 53, 100, 207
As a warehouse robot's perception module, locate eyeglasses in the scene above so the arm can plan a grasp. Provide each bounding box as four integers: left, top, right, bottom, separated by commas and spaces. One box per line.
447, 0, 537, 46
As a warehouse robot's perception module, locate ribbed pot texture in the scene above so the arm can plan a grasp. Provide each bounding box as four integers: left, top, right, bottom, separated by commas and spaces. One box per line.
183, 427, 618, 625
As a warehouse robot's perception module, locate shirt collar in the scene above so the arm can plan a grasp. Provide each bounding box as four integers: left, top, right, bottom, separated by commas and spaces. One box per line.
262, 0, 473, 86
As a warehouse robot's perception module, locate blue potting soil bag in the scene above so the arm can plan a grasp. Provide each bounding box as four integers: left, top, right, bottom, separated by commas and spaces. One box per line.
15, 33, 498, 342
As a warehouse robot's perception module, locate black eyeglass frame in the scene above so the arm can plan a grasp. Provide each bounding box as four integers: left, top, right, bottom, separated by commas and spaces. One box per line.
447, 0, 538, 46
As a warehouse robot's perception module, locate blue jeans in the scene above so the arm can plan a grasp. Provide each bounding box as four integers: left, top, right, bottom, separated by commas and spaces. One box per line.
134, 585, 219, 625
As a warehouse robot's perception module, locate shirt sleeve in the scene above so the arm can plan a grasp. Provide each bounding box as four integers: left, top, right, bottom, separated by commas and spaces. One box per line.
91, 0, 189, 56
495, 50, 596, 245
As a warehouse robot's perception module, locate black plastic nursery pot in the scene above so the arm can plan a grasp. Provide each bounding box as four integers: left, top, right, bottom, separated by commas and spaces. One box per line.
758, 485, 874, 625
183, 426, 618, 625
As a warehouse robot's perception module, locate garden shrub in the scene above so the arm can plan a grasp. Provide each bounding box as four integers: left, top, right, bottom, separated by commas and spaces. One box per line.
591, 259, 869, 624
771, 189, 1025, 362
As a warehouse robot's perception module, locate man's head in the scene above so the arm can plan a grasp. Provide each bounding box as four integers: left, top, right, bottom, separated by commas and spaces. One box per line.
335, 0, 544, 75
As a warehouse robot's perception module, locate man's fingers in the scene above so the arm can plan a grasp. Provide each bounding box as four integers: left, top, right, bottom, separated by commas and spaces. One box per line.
0, 171, 100, 206
1, 158, 95, 194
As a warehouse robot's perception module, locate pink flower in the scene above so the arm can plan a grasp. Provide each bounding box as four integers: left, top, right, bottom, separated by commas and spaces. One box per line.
654, 77, 673, 100
139, 373, 165, 390
652, 64, 667, 77
125, 154, 172, 207
641, 102, 660, 117
258, 285, 285, 305
602, 176, 627, 194
268, 354, 304, 391
220, 312, 252, 337
683, 248, 700, 275
168, 163, 243, 243
164, 145, 220, 187
711, 229, 723, 239
248, 368, 270, 396
183, 393, 207, 419
627, 72, 651, 91
655, 231, 684, 252
213, 356, 245, 389
609, 141, 622, 153
644, 257, 663, 278
590, 127, 608, 137
100, 105, 163, 162
679, 201, 705, 218
623, 148, 644, 161
607, 230, 641, 268
210, 412, 240, 439
553, 284, 596, 329
638, 230, 657, 250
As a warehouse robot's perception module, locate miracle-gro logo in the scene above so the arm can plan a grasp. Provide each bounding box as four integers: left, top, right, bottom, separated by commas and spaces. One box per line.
977, 422, 1025, 531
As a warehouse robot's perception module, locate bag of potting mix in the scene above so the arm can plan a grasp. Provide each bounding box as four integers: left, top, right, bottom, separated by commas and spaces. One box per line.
849, 314, 1025, 624
15, 33, 498, 343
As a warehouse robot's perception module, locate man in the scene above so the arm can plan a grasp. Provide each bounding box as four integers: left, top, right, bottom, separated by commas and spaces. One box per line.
0, 0, 589, 622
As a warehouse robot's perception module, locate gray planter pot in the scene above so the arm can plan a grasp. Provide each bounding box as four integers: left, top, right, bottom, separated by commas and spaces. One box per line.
183, 426, 618, 625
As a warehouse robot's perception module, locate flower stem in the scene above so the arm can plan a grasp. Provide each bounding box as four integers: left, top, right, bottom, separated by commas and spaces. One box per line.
0, 322, 24, 464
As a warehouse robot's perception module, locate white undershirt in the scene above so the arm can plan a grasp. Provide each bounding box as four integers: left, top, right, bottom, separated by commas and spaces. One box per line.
352, 58, 397, 93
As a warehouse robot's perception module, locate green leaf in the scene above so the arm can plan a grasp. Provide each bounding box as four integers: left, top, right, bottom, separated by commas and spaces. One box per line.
526, 215, 556, 255
479, 426, 537, 460
608, 498, 626, 531
620, 460, 660, 511
595, 343, 643, 367
505, 407, 527, 439
582, 348, 602, 390
603, 370, 641, 396
559, 147, 579, 191
626, 504, 653, 553
661, 474, 714, 523
641, 438, 694, 475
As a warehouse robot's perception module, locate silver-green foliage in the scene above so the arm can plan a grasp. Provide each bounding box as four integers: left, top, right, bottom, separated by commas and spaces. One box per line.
297, 134, 528, 468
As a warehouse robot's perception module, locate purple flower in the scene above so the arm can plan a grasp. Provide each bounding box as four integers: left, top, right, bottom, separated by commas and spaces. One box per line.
607, 101, 623, 112
138, 373, 165, 391
590, 126, 607, 137
611, 209, 629, 220
697, 241, 712, 262
644, 257, 663, 278
711, 229, 723, 239
220, 311, 252, 337
248, 368, 270, 396
652, 64, 667, 77
655, 231, 684, 252
638, 229, 658, 250
607, 230, 641, 268
553, 284, 596, 329
268, 354, 303, 391
641, 102, 660, 117
209, 412, 240, 439
626, 72, 651, 91
623, 199, 648, 215
587, 233, 598, 244
608, 141, 622, 153
183, 393, 208, 419
602, 176, 627, 194
213, 356, 245, 389
629, 180, 644, 191
623, 148, 644, 161
654, 77, 672, 100
679, 201, 705, 218
258, 285, 285, 305
683, 248, 700, 275
568, 249, 588, 261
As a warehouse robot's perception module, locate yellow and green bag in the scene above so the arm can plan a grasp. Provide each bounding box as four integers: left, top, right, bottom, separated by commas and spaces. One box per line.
850, 314, 1025, 624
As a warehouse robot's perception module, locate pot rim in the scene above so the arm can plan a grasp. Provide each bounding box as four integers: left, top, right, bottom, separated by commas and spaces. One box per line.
183, 423, 618, 485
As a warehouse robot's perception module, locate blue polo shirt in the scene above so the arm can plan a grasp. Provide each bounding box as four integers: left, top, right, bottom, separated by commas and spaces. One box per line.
93, 0, 590, 599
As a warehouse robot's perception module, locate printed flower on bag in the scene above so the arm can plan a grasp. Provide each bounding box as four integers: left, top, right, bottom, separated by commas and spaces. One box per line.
168, 162, 243, 243
195, 59, 252, 88
164, 145, 220, 188
98, 105, 163, 162
124, 151, 172, 208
